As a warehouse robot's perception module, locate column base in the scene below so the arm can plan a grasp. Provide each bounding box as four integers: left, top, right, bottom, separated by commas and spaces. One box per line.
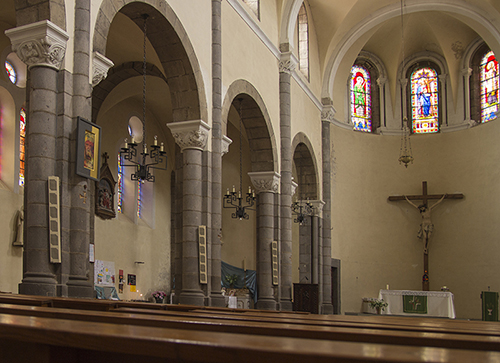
280, 300, 293, 311
67, 278, 94, 298
19, 276, 57, 296
210, 292, 226, 307
321, 303, 334, 315
256, 298, 277, 310
179, 289, 205, 306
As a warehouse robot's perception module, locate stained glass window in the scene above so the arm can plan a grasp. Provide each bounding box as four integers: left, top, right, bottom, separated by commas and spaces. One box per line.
350, 65, 371, 132
117, 154, 123, 213
410, 67, 439, 134
298, 4, 309, 80
5, 61, 16, 84
19, 108, 26, 186
480, 51, 499, 123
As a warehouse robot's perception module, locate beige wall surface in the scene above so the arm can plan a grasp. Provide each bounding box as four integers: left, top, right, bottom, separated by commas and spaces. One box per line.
331, 121, 500, 319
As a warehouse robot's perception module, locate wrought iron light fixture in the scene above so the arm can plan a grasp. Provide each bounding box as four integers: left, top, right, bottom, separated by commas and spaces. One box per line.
223, 98, 256, 220
120, 14, 167, 182
398, 0, 413, 168
291, 200, 313, 225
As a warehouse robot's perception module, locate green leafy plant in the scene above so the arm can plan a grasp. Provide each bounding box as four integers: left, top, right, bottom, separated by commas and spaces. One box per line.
225, 274, 239, 288
369, 298, 388, 311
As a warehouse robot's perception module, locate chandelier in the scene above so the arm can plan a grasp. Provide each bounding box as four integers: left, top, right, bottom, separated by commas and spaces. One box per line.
120, 14, 167, 182
291, 200, 313, 225
398, 0, 413, 168
223, 98, 256, 220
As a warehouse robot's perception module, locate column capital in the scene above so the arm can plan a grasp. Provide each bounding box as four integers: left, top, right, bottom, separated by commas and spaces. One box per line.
278, 51, 297, 74
309, 200, 325, 217
221, 135, 232, 156
321, 104, 336, 123
168, 120, 211, 151
291, 180, 298, 196
462, 67, 473, 77
5, 20, 69, 70
248, 171, 280, 194
92, 51, 114, 87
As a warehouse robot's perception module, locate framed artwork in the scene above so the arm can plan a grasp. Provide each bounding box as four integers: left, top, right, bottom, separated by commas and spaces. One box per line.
76, 117, 101, 181
95, 152, 117, 220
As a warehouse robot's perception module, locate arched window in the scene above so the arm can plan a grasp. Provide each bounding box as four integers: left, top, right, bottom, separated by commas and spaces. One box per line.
117, 154, 123, 212
5, 61, 16, 84
19, 108, 26, 186
480, 51, 498, 123
242, 0, 259, 19
350, 65, 371, 132
297, 4, 309, 80
410, 67, 439, 134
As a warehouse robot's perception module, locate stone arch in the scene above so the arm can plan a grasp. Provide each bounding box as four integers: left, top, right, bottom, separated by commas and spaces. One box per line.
279, 0, 303, 50
322, 1, 500, 101
92, 0, 207, 123
14, 0, 66, 29
222, 80, 278, 172
291, 133, 318, 200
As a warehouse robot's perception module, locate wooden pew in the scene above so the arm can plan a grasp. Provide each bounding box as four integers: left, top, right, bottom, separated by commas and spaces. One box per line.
1, 311, 500, 363
1, 302, 500, 353
0, 293, 52, 307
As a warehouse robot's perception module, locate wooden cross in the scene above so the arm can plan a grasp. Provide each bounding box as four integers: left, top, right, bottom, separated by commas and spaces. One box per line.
388, 181, 464, 291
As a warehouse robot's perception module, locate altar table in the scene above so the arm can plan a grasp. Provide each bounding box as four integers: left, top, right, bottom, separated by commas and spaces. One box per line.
378, 289, 456, 319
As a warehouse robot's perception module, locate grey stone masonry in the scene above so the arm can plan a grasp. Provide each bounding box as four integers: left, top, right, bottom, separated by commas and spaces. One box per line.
6, 20, 69, 297
168, 120, 211, 306
278, 48, 296, 311
249, 171, 280, 310
210, 0, 225, 308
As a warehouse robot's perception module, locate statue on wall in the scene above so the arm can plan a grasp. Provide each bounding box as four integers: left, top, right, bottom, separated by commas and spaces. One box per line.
13, 209, 24, 246
95, 152, 117, 220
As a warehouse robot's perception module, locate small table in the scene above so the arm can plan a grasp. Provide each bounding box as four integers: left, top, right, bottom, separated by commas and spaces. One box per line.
378, 289, 456, 318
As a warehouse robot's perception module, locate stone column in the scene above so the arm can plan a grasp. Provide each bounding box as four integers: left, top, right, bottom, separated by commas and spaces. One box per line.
320, 102, 334, 314
249, 171, 280, 310
210, 0, 225, 307
6, 20, 69, 296
376, 77, 387, 128
168, 120, 211, 306
462, 68, 473, 123
310, 200, 324, 285
278, 45, 296, 311
400, 78, 408, 122
439, 74, 448, 127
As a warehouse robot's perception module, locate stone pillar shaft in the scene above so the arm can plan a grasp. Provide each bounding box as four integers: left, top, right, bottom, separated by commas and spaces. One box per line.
210, 0, 225, 307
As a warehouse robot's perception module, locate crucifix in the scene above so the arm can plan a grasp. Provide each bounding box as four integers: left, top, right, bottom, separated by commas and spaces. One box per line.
388, 181, 464, 291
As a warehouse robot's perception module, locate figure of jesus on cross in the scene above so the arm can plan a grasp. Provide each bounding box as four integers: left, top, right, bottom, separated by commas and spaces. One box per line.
389, 181, 463, 290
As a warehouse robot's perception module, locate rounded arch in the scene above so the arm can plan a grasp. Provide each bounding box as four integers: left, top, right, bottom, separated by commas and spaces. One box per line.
291, 132, 319, 200
322, 0, 500, 101
280, 0, 303, 49
92, 0, 207, 123
222, 79, 278, 173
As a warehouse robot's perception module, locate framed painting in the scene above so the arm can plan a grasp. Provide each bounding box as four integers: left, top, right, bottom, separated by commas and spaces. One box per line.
76, 117, 101, 181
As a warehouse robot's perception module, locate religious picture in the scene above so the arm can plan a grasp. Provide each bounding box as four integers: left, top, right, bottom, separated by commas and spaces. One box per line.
84, 131, 96, 171
480, 51, 499, 122
411, 68, 439, 133
350, 65, 371, 132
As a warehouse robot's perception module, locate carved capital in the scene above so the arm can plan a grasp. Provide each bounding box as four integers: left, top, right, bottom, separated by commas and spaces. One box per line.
5, 20, 69, 70
168, 120, 211, 151
291, 180, 298, 196
278, 52, 297, 74
92, 51, 114, 87
321, 105, 336, 122
462, 67, 473, 78
248, 171, 280, 194
221, 135, 232, 156
309, 200, 325, 217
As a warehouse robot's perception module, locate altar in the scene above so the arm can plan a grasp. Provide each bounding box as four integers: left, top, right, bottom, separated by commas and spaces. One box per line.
378, 289, 456, 319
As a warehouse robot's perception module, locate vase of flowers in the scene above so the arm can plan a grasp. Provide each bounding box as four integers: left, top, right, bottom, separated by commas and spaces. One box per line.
369, 298, 388, 314
152, 291, 166, 303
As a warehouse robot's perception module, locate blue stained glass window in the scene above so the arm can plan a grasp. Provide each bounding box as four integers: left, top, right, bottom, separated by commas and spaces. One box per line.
411, 67, 439, 134
137, 181, 142, 218
480, 51, 499, 123
350, 65, 371, 132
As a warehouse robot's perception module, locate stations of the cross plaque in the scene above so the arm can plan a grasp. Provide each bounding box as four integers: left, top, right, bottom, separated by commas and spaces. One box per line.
388, 181, 464, 291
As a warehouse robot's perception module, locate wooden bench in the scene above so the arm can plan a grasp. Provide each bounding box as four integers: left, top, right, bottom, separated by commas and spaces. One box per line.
1, 311, 500, 363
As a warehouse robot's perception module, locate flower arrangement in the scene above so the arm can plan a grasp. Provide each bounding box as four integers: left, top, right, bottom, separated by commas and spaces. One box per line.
369, 298, 388, 311
152, 291, 166, 300
225, 274, 239, 288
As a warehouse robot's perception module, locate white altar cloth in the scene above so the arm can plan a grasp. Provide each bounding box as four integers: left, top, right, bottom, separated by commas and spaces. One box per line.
378, 290, 456, 319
